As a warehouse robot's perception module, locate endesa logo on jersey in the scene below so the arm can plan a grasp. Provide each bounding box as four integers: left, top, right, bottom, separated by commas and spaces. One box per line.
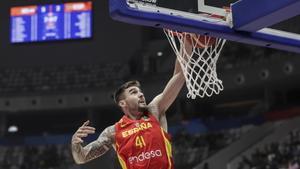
128, 149, 162, 164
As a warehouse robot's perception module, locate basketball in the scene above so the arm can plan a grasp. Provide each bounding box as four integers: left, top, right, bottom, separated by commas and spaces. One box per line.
187, 35, 217, 48
168, 31, 217, 48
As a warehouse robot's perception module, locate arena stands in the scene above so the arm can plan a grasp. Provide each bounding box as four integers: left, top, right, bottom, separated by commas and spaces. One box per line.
237, 129, 300, 169
0, 144, 79, 169
0, 63, 130, 95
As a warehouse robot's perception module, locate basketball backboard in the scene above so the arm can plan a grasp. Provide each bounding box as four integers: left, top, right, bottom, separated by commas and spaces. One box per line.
109, 0, 300, 53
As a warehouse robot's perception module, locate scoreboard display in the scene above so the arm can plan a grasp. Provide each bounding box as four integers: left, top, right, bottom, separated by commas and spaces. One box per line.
11, 2, 92, 43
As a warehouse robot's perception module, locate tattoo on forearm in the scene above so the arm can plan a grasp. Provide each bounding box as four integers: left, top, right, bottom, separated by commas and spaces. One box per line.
72, 125, 115, 164
84, 138, 111, 161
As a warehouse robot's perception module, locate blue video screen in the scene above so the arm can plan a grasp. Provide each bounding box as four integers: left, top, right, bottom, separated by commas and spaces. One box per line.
11, 2, 92, 43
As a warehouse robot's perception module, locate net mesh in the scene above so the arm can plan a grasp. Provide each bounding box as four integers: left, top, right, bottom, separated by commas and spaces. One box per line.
164, 29, 226, 99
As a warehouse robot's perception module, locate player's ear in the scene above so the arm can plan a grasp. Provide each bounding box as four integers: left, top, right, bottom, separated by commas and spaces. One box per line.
118, 100, 126, 108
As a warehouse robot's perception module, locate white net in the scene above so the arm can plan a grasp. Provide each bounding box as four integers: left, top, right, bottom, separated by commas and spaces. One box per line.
164, 29, 226, 99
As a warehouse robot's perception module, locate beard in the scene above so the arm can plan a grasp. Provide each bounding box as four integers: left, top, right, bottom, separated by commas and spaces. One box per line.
138, 104, 149, 113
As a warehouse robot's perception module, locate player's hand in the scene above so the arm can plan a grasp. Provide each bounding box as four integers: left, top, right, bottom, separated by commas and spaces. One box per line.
72, 120, 96, 144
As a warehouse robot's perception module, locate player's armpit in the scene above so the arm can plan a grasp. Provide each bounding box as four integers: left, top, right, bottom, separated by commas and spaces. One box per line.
72, 125, 115, 164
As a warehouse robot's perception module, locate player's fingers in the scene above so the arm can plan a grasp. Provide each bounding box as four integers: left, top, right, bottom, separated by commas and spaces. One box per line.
77, 126, 95, 133
80, 126, 96, 131
76, 129, 95, 134
82, 120, 90, 127
76, 133, 89, 138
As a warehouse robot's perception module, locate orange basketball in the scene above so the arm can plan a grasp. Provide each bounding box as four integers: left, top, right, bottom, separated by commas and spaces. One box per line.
187, 35, 217, 48
166, 30, 217, 48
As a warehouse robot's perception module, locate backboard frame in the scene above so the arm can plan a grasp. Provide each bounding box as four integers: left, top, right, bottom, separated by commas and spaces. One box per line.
198, 0, 228, 17
109, 0, 300, 53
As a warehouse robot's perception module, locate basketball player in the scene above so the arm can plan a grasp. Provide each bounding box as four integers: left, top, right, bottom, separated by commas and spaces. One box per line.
71, 38, 191, 169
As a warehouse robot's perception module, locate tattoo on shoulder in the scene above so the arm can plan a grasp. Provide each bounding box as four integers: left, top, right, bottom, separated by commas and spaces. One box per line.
99, 125, 115, 143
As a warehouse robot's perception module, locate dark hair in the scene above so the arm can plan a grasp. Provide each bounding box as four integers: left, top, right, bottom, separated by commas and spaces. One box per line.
113, 80, 141, 104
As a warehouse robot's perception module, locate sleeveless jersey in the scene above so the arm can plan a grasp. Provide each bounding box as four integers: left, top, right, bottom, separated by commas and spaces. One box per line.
115, 113, 174, 169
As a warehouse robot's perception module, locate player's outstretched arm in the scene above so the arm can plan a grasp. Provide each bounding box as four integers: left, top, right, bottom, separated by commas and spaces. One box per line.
149, 38, 192, 116
71, 120, 115, 164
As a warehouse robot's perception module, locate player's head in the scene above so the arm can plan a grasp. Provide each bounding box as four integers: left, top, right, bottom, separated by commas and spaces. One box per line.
113, 80, 147, 114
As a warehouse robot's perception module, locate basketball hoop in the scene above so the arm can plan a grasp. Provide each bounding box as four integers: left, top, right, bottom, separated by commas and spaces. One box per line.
164, 29, 226, 99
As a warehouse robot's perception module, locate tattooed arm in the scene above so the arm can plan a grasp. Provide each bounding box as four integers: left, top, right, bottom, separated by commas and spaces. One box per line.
71, 121, 115, 164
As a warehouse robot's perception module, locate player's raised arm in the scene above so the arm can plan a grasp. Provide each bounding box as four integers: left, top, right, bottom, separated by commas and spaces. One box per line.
149, 37, 192, 115
71, 121, 115, 164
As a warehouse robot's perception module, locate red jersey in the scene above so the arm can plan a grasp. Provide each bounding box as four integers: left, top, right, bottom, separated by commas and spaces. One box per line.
115, 113, 174, 169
